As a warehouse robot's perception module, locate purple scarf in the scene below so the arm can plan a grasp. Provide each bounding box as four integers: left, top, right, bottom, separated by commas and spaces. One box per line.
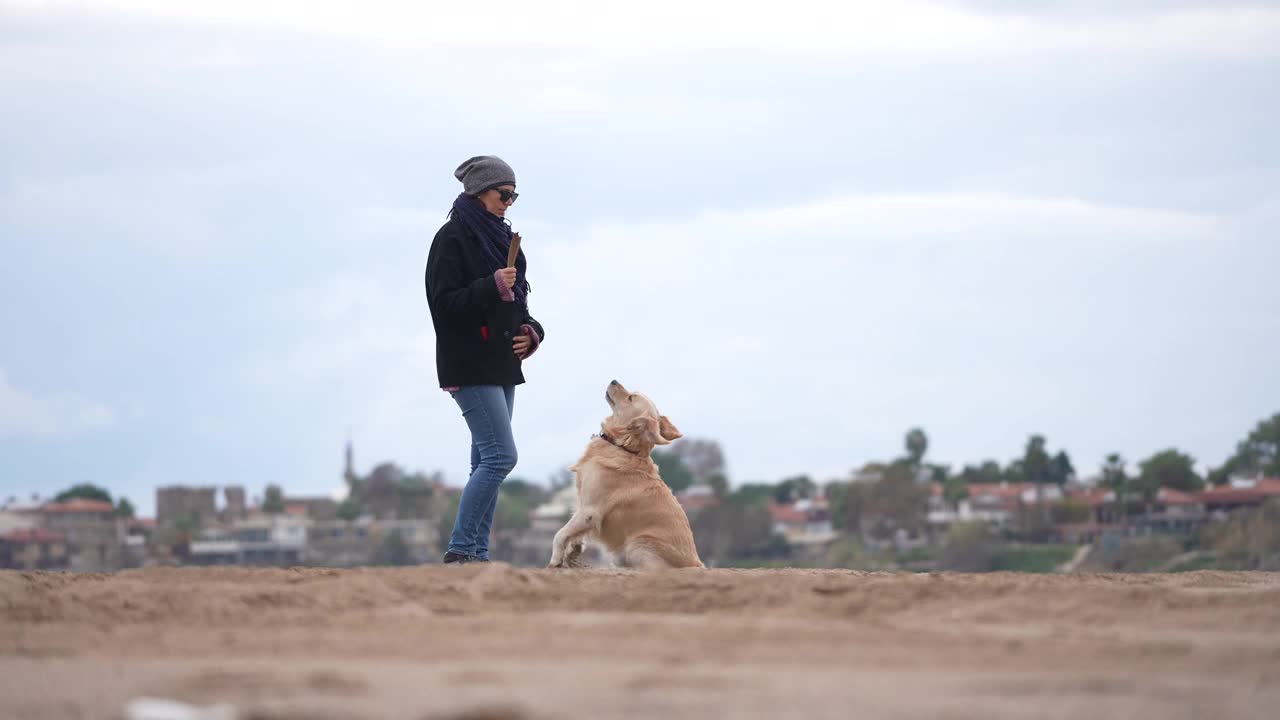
449, 193, 529, 305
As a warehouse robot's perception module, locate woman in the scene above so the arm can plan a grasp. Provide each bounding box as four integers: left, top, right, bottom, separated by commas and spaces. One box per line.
425, 155, 545, 564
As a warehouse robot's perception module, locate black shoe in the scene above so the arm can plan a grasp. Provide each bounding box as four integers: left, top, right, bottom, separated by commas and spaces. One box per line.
443, 551, 478, 564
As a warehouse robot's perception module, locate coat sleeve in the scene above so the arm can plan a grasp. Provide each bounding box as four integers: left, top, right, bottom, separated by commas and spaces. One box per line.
425, 226, 500, 320
516, 248, 544, 343
519, 312, 544, 358
521, 312, 545, 343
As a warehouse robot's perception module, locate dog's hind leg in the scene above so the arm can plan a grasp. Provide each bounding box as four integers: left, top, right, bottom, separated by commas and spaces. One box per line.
620, 541, 674, 571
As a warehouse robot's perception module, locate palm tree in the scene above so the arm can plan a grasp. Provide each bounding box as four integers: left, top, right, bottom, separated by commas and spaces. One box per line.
905, 428, 928, 468
1101, 453, 1128, 528
1024, 435, 1051, 529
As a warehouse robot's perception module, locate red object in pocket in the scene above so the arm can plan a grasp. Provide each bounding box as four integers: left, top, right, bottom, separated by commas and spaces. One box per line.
480, 325, 489, 341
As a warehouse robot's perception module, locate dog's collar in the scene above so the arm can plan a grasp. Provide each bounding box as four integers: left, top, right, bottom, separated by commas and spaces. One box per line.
596, 431, 642, 455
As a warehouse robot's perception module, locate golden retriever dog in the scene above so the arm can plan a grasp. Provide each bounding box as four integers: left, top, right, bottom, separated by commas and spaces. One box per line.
548, 380, 704, 570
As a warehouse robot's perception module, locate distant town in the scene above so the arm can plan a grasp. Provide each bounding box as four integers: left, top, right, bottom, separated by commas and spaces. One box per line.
4, 418, 1280, 573
1, 441, 567, 571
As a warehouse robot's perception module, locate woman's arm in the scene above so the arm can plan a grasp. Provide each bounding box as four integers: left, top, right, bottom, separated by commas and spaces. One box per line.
425, 229, 501, 319
520, 313, 544, 358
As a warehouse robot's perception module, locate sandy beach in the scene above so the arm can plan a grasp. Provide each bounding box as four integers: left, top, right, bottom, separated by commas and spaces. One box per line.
3, 566, 1279, 719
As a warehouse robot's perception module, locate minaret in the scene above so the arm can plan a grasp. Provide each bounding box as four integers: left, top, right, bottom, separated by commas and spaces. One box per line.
344, 433, 357, 485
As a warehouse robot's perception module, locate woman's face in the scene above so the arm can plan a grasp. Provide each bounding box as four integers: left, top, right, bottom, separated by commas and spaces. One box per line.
477, 184, 517, 218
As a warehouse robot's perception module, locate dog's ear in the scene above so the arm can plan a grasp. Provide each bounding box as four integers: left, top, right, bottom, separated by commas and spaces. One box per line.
658, 415, 682, 443
626, 416, 663, 448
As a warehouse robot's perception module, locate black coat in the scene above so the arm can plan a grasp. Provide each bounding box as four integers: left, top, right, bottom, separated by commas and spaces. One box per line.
424, 217, 545, 388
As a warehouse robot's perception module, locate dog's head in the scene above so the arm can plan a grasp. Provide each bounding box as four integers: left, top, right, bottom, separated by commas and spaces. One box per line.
601, 380, 682, 453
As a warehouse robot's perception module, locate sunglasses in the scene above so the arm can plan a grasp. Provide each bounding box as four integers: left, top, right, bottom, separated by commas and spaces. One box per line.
495, 188, 519, 204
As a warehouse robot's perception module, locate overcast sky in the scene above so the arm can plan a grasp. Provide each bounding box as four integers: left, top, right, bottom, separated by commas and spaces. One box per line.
2, 1, 1278, 516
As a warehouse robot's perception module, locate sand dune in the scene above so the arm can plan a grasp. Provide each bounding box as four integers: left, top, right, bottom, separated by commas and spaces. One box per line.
3, 566, 1279, 719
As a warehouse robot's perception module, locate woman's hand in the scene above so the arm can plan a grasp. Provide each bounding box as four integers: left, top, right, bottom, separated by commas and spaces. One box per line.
498, 267, 517, 290
513, 333, 532, 359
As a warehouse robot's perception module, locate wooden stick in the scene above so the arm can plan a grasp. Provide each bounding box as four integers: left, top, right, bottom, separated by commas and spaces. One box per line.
507, 232, 522, 268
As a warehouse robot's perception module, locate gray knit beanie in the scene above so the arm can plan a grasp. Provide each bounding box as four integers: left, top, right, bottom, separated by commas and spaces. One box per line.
454, 155, 516, 196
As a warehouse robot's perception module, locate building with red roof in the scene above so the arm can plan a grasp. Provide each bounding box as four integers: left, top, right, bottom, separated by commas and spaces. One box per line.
1198, 477, 1280, 511
768, 497, 837, 547
0, 527, 69, 570
676, 484, 720, 516
38, 497, 124, 571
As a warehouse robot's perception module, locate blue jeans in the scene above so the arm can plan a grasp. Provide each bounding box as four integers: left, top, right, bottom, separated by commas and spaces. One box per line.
447, 385, 516, 560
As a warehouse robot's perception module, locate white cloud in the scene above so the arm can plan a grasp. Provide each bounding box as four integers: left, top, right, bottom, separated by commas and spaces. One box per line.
4, 4, 1274, 502
7, 1, 1279, 58
0, 368, 116, 436
240, 270, 463, 483
262, 190, 1276, 488
4, 168, 240, 258
193, 44, 259, 72
351, 207, 449, 237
